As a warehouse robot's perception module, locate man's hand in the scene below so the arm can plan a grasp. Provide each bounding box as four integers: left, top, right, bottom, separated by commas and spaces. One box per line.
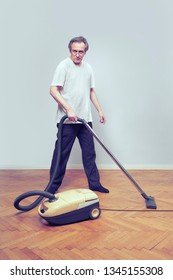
99, 111, 106, 124
67, 108, 78, 122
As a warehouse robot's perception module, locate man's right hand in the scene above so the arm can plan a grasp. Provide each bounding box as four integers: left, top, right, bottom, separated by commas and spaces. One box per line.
67, 108, 78, 122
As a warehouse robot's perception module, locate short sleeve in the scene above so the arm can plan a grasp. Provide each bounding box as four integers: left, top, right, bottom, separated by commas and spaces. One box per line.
51, 63, 66, 87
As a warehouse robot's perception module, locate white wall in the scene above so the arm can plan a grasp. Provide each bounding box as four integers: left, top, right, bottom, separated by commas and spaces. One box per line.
1, 0, 173, 169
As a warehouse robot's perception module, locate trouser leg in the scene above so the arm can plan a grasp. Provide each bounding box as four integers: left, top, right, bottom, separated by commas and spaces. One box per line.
49, 124, 77, 193
78, 123, 102, 189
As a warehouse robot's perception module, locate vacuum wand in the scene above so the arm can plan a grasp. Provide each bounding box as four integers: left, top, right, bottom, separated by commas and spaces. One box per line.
78, 118, 157, 209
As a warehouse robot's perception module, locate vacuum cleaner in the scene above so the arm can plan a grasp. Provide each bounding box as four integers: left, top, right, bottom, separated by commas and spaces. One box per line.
38, 189, 100, 225
14, 115, 157, 226
14, 115, 101, 225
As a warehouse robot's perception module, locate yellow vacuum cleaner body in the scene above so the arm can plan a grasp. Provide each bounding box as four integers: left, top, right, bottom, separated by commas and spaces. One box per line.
38, 189, 101, 225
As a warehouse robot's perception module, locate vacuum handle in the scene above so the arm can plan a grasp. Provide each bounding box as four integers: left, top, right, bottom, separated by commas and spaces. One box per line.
77, 117, 149, 199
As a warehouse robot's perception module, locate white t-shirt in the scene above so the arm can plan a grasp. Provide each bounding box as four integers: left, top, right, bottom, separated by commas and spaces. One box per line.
51, 57, 95, 123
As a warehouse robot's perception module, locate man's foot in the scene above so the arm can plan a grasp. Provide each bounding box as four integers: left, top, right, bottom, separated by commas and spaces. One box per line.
90, 186, 109, 193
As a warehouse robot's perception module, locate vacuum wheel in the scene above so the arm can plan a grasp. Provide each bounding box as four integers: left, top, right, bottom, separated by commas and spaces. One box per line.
89, 207, 101, 220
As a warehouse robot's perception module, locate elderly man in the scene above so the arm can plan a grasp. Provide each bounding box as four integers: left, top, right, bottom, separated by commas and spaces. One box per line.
49, 36, 109, 194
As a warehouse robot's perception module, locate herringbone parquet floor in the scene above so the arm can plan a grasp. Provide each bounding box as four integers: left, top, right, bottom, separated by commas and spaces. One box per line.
0, 169, 173, 260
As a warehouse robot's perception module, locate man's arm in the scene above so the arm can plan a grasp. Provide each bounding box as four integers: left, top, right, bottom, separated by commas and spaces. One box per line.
90, 88, 106, 123
50, 86, 77, 121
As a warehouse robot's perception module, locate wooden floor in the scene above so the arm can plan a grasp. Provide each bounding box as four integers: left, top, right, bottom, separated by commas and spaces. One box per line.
0, 169, 173, 260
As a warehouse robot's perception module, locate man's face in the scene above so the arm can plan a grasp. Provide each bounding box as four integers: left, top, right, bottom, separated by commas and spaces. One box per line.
70, 42, 86, 65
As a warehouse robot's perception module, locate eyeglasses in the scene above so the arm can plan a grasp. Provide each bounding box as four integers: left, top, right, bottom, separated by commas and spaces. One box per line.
71, 49, 85, 56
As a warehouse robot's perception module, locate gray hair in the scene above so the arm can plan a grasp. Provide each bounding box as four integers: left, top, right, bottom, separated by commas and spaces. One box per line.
68, 36, 89, 52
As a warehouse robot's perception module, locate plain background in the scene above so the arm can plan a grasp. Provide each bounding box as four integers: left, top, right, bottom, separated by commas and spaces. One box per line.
0, 0, 173, 169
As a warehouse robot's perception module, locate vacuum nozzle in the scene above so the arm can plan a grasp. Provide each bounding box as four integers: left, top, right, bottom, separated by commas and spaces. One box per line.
145, 196, 157, 209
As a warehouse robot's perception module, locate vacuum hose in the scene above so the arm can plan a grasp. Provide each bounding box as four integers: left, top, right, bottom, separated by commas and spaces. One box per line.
14, 115, 68, 211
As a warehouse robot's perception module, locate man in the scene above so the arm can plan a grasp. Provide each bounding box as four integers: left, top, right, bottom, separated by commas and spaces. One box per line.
49, 36, 109, 194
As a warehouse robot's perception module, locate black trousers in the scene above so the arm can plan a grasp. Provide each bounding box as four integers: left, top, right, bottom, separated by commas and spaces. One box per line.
49, 123, 102, 194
